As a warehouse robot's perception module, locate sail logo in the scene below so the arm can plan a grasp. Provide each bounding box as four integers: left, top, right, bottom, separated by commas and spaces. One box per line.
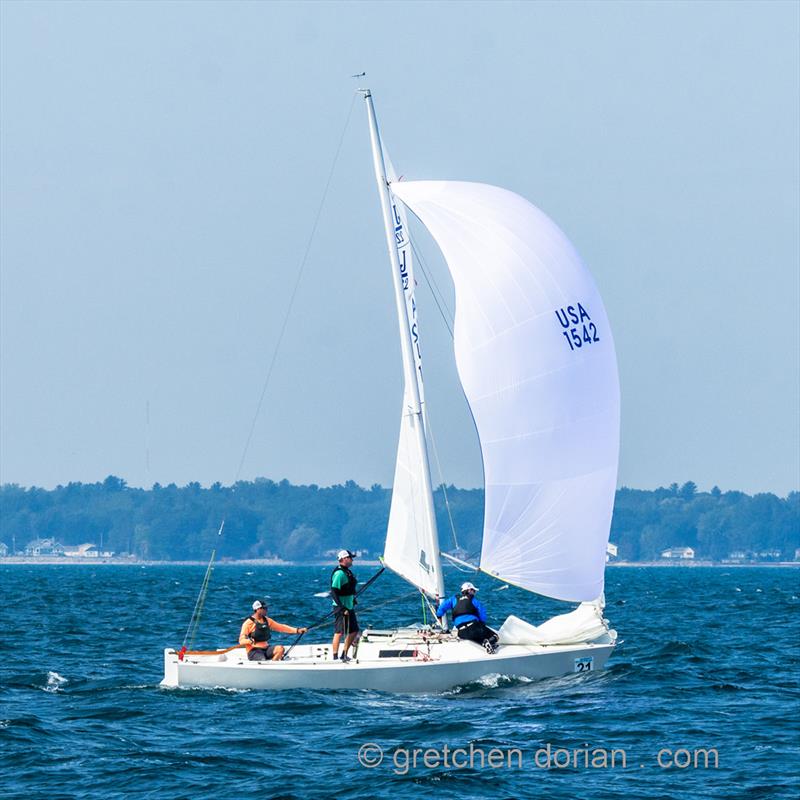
393, 199, 423, 373
419, 549, 432, 574
392, 202, 408, 248
555, 303, 600, 351
398, 250, 410, 291
393, 203, 410, 290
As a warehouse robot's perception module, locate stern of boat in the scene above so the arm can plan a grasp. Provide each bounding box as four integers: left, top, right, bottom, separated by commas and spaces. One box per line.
160, 648, 180, 687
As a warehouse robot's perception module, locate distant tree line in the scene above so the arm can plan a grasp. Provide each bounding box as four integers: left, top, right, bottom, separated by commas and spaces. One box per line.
611, 482, 797, 560
0, 477, 797, 561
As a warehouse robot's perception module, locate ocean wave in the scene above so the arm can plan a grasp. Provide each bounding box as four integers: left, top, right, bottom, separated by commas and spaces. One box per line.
165, 684, 253, 695
441, 672, 538, 696
43, 671, 68, 693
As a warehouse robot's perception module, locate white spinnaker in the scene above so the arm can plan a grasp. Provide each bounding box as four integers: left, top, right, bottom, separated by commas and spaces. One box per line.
391, 181, 620, 603
381, 162, 441, 598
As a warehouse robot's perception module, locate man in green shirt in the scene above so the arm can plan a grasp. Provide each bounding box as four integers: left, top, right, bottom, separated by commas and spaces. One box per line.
331, 549, 359, 661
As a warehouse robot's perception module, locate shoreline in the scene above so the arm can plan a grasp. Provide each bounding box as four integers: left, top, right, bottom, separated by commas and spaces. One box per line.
0, 557, 796, 568
0, 557, 384, 567
608, 560, 799, 568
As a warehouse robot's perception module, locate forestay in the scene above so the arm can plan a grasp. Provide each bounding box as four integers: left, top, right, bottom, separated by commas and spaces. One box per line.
391, 181, 620, 603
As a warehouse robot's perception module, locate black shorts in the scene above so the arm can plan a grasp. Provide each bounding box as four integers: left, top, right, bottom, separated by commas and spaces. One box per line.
247, 645, 280, 661
456, 620, 498, 646
334, 608, 359, 634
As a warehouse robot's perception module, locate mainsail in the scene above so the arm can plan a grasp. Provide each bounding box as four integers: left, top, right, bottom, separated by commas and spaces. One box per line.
391, 181, 620, 603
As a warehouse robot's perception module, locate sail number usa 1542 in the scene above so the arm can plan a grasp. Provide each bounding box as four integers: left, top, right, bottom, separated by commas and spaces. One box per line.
556, 302, 599, 351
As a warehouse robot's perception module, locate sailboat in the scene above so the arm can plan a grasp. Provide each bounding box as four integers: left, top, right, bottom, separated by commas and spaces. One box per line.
161, 90, 620, 693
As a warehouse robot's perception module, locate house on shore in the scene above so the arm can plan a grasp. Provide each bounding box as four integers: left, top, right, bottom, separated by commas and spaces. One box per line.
64, 543, 100, 558
660, 546, 695, 560
322, 548, 371, 559
24, 538, 65, 557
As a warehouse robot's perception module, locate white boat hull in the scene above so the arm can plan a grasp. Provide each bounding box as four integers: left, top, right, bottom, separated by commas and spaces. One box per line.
161, 628, 615, 693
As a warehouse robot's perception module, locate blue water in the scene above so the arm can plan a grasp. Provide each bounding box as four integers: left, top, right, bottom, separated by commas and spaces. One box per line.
1, 565, 798, 799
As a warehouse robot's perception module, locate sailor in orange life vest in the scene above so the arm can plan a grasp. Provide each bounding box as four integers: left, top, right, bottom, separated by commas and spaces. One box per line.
239, 600, 308, 662
436, 582, 499, 654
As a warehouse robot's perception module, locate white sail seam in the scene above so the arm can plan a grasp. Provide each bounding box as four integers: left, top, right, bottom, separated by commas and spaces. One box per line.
480, 405, 613, 445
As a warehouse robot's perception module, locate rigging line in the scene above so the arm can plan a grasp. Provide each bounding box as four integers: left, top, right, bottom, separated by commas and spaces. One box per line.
191, 589, 444, 658
180, 95, 357, 652
187, 556, 213, 650
283, 567, 385, 657
400, 228, 458, 551
410, 238, 454, 339
421, 589, 441, 624
424, 409, 460, 551
182, 517, 226, 651
233, 92, 358, 483
286, 590, 423, 639
318, 589, 425, 625
441, 549, 481, 572
403, 212, 486, 558
191, 589, 427, 661
180, 538, 219, 654
445, 555, 479, 574
409, 234, 453, 324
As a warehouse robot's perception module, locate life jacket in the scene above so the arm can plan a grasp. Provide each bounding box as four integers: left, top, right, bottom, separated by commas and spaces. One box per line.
452, 592, 480, 623
331, 565, 357, 596
248, 615, 271, 645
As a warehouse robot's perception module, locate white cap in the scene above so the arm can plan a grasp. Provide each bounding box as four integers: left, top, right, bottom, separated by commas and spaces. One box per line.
461, 582, 478, 593
337, 549, 355, 560
252, 599, 267, 611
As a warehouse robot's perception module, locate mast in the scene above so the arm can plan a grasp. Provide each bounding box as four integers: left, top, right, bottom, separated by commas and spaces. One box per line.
361, 89, 446, 605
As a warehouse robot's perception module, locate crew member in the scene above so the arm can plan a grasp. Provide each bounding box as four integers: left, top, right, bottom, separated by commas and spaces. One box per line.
436, 582, 499, 654
239, 599, 307, 662
331, 549, 359, 662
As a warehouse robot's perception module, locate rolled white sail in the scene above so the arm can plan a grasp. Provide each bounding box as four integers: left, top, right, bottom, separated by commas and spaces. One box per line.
391, 180, 620, 603
381, 162, 442, 598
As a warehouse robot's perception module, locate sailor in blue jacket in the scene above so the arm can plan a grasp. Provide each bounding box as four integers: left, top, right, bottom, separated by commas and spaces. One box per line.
436, 582, 499, 654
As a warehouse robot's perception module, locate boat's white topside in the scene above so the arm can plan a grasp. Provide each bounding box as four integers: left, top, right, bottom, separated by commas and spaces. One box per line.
161, 626, 616, 693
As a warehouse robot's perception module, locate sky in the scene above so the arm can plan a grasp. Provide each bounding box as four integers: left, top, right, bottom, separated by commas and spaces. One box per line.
1, 0, 798, 496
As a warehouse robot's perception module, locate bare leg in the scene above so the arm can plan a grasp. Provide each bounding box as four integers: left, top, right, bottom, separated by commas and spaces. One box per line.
342, 632, 356, 658
271, 645, 285, 661
331, 632, 342, 659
